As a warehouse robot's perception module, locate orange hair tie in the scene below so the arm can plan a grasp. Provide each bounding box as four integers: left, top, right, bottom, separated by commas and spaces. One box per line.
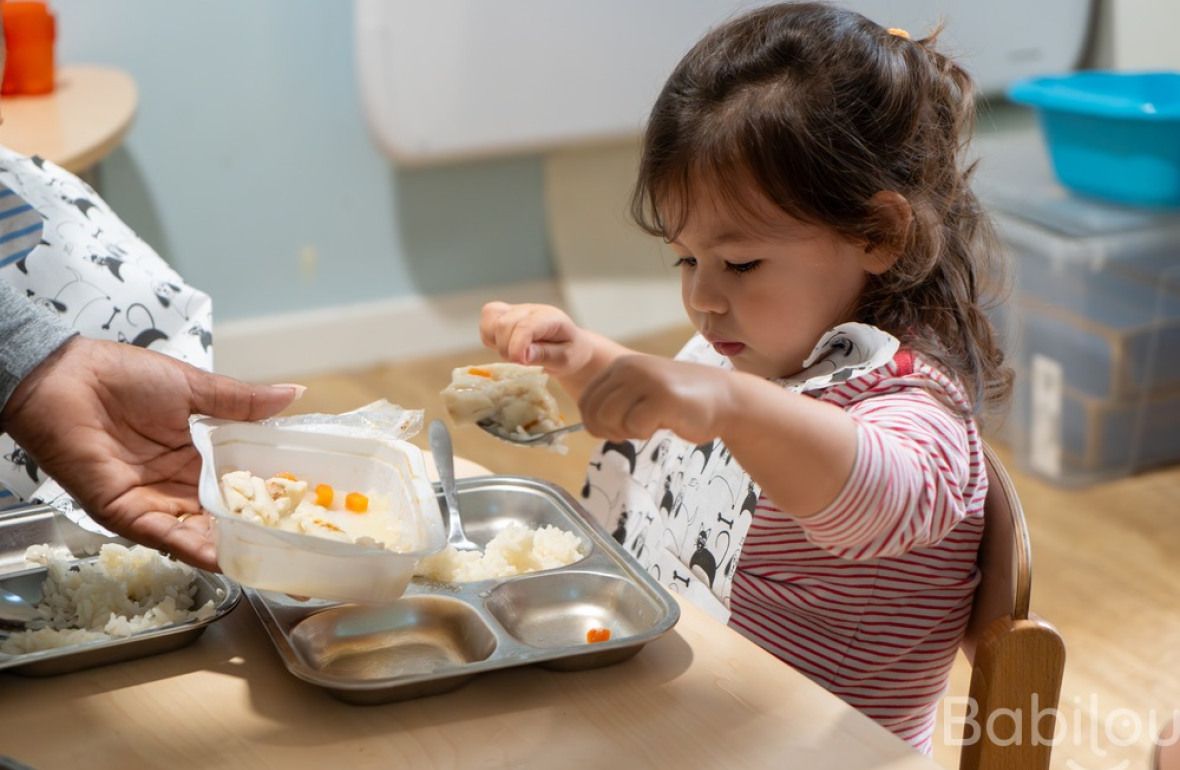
887, 27, 911, 40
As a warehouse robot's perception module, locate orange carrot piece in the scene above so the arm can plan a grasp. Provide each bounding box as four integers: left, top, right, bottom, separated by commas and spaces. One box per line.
275, 471, 299, 482
467, 367, 493, 378
586, 628, 611, 644
345, 492, 369, 513
314, 483, 334, 508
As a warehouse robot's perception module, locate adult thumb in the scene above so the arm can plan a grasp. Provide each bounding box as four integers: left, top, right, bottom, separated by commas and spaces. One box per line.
188, 369, 304, 422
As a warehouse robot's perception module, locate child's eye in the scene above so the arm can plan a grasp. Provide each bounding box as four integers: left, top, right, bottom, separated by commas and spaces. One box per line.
673, 256, 697, 268
725, 260, 761, 273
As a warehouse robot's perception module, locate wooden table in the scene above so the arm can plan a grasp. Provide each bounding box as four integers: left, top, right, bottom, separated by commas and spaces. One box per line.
0, 456, 940, 769
0, 65, 137, 173
0, 597, 940, 769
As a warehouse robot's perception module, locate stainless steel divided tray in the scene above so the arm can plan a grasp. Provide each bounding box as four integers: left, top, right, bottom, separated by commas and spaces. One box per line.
245, 475, 680, 704
0, 504, 240, 677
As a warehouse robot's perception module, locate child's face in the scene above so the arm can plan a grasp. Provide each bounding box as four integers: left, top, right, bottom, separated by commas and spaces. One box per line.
668, 186, 873, 380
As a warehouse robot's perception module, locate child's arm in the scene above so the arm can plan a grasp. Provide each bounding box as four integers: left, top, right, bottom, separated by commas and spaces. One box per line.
479, 302, 637, 400
580, 356, 978, 558
578, 355, 858, 516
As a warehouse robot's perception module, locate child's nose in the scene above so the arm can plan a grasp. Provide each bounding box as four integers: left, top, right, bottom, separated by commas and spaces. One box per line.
685, 272, 727, 314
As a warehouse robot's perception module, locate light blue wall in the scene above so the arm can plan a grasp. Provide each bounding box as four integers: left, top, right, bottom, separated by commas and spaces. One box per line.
52, 0, 553, 321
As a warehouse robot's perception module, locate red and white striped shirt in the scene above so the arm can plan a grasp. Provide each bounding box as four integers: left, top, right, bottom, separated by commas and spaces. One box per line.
729, 349, 987, 752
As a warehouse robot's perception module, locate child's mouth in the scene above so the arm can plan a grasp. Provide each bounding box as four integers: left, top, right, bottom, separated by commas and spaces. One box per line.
711, 341, 746, 357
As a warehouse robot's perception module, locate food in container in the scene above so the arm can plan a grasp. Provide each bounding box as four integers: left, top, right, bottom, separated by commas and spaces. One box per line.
193, 418, 445, 603
219, 471, 404, 548
442, 363, 564, 438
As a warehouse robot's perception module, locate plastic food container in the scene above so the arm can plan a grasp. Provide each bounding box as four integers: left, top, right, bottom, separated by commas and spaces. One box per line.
1007, 72, 1180, 208
193, 420, 445, 603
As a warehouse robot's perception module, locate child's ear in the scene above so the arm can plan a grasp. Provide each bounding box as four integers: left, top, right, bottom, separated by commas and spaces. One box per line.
859, 191, 913, 275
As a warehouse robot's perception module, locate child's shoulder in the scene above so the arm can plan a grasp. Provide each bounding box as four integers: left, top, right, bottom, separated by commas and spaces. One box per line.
817, 348, 974, 419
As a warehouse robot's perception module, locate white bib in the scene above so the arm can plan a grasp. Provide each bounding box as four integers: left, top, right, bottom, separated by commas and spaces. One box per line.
582, 323, 899, 622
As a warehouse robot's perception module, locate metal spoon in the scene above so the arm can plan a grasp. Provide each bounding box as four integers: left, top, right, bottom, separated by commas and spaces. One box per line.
0, 588, 39, 632
476, 418, 584, 448
428, 420, 479, 552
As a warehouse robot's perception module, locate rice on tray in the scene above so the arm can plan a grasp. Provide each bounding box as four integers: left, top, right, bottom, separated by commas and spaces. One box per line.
0, 543, 217, 655
416, 523, 583, 583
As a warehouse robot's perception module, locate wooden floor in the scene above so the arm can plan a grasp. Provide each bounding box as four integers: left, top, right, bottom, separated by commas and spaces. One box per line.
289, 325, 1180, 770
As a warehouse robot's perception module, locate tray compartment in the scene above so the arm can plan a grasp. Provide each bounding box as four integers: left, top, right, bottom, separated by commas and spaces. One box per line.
439, 482, 594, 559
484, 571, 664, 669
285, 596, 497, 704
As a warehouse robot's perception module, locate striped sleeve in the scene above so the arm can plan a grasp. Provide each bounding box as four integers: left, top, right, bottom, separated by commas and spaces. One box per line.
796, 387, 976, 560
0, 186, 42, 269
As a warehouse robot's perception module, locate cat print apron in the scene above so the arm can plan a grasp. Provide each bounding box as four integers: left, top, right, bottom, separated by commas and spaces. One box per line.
582, 323, 899, 622
0, 148, 213, 533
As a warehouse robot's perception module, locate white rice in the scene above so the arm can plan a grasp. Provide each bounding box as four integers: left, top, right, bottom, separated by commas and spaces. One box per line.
416, 523, 583, 583
0, 543, 216, 655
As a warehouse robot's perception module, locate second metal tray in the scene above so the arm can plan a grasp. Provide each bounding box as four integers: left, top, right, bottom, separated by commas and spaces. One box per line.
0, 505, 241, 677
246, 475, 680, 704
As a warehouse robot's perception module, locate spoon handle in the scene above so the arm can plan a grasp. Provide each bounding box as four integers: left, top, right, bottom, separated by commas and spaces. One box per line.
428, 420, 463, 543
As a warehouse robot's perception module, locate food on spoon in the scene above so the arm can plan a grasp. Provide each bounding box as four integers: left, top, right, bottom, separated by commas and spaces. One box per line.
586, 627, 612, 644
441, 363, 564, 439
219, 471, 407, 550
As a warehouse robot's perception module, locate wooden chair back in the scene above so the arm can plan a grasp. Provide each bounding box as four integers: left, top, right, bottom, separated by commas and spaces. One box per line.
958, 443, 1066, 770
1154, 713, 1180, 770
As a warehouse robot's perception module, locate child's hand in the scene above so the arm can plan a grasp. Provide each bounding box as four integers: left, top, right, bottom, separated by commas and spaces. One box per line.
578, 355, 734, 444
480, 302, 595, 379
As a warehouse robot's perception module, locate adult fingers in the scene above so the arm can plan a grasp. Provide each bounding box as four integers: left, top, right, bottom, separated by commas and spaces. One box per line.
188, 368, 303, 422
121, 508, 219, 572
156, 513, 219, 572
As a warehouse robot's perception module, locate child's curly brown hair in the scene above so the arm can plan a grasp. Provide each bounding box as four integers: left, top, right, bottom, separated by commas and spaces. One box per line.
632, 1, 1011, 413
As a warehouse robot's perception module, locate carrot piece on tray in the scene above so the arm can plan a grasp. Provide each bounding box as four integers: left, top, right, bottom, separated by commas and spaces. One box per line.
345, 492, 369, 513
467, 367, 493, 378
586, 627, 611, 644
314, 483, 334, 508
275, 471, 299, 482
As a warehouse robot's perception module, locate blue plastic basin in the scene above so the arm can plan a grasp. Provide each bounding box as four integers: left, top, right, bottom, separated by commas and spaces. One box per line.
1008, 72, 1180, 208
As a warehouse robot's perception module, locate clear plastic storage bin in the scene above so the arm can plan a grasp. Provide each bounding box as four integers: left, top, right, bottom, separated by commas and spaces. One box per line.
975, 132, 1180, 483
1001, 349, 1180, 482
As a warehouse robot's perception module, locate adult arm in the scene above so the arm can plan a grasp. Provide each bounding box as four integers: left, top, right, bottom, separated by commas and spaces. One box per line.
0, 277, 75, 416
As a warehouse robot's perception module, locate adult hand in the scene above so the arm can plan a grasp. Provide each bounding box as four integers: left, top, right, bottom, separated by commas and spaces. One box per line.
0, 337, 301, 571
577, 355, 735, 444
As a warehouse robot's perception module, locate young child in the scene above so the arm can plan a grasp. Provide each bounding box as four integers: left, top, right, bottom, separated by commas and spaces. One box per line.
480, 2, 1009, 753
